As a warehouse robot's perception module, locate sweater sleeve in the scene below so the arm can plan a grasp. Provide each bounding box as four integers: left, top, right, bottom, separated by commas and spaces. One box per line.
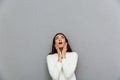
47, 55, 62, 80
62, 52, 78, 78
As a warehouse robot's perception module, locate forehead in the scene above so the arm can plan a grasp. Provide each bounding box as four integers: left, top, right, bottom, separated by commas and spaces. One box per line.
55, 34, 65, 38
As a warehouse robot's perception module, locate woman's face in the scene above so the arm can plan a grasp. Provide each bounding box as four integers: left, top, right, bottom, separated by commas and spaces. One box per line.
55, 34, 66, 48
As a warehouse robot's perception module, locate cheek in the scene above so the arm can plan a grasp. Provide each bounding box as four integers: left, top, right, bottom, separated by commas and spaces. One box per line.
55, 40, 59, 45
63, 42, 66, 46
63, 39, 66, 44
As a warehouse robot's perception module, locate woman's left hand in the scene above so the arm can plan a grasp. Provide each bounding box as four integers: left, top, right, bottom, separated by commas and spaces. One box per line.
62, 42, 67, 59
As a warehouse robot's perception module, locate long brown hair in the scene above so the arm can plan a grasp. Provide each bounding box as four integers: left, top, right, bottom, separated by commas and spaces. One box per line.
49, 33, 72, 55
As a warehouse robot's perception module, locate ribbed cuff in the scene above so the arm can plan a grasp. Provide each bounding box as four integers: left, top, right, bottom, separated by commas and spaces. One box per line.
62, 58, 66, 64
57, 61, 62, 66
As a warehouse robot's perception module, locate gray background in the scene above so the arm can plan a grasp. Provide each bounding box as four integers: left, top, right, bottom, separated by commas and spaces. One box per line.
0, 0, 120, 80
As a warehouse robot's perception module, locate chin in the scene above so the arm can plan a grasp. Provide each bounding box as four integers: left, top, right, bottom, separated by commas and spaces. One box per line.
58, 46, 63, 49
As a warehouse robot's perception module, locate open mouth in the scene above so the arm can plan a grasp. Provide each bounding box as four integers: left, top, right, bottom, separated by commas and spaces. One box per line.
59, 42, 62, 44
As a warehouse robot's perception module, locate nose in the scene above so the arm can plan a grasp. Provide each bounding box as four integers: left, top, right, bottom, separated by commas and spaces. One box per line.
58, 39, 61, 41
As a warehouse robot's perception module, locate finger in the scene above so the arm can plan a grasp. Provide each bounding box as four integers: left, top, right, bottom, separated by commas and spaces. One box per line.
65, 43, 67, 51
64, 42, 67, 48
65, 43, 67, 48
66, 43, 67, 47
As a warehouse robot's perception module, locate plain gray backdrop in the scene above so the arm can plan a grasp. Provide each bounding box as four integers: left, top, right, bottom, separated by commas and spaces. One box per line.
0, 0, 120, 80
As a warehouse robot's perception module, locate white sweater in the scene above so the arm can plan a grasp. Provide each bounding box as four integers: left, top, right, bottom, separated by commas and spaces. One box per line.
46, 52, 78, 80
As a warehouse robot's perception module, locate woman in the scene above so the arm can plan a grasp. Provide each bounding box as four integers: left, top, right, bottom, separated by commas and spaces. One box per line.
47, 33, 78, 80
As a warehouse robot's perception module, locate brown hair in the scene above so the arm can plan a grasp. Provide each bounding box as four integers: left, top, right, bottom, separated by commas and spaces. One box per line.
49, 33, 72, 55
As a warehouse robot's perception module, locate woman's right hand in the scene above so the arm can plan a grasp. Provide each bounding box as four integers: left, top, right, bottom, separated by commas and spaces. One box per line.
55, 44, 62, 63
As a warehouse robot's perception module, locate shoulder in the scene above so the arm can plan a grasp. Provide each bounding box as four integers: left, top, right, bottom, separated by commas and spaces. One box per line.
68, 52, 78, 55
46, 53, 57, 60
67, 52, 78, 58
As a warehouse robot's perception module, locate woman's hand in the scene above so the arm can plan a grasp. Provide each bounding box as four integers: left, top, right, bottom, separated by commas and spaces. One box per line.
55, 44, 62, 63
55, 42, 67, 62
62, 42, 67, 59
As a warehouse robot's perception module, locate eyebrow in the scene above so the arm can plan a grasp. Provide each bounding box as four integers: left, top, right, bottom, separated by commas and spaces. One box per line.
61, 35, 64, 37
55, 36, 58, 39
55, 35, 64, 39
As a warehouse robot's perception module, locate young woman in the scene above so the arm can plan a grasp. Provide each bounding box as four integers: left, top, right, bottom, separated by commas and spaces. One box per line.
47, 33, 78, 80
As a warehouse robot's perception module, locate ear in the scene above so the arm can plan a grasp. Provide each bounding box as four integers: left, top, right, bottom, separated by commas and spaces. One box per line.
54, 44, 56, 48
